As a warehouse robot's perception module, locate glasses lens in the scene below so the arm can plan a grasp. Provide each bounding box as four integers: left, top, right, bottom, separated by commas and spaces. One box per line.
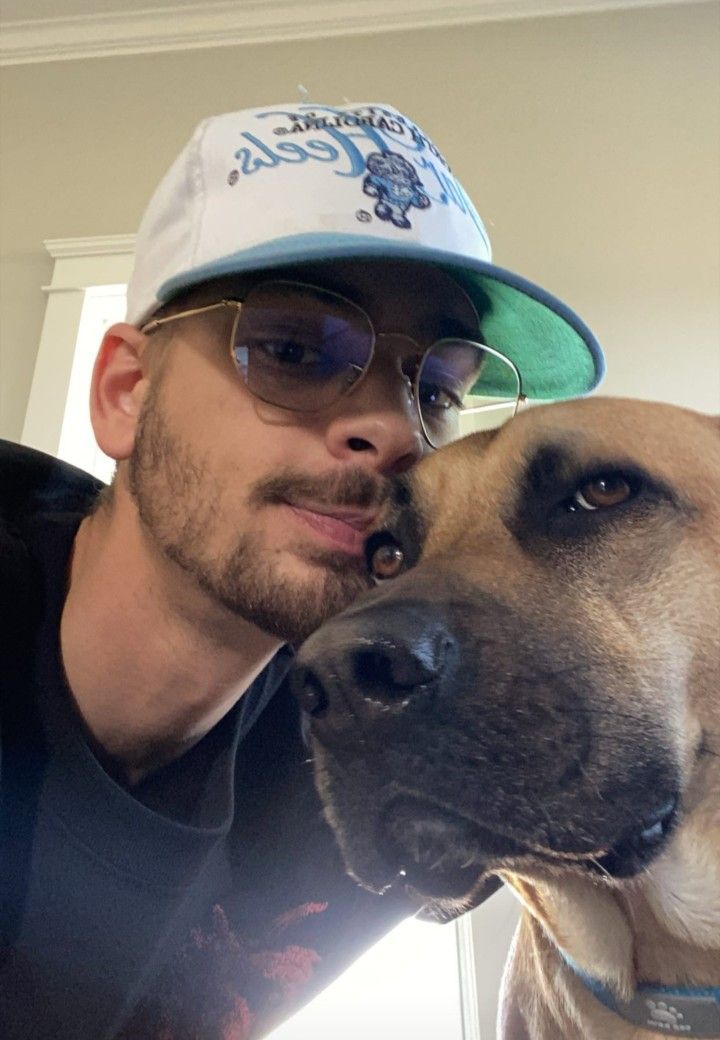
231, 282, 374, 411
417, 339, 520, 448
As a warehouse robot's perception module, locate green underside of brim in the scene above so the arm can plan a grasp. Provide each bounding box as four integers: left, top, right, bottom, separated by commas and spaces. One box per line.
443, 267, 598, 400
158, 233, 602, 401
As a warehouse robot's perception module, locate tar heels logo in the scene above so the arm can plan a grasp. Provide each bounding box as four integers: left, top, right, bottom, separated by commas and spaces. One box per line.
225, 105, 489, 243
362, 151, 431, 229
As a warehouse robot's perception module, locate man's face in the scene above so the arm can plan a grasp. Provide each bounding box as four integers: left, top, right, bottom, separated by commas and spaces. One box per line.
127, 260, 479, 643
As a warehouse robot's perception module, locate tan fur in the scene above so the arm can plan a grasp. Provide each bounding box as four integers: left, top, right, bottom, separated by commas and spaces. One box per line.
299, 398, 720, 1039
415, 400, 720, 1039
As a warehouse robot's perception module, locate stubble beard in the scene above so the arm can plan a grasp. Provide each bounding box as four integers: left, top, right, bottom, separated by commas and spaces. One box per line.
128, 381, 384, 645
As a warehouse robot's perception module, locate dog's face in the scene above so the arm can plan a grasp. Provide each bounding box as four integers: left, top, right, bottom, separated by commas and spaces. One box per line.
293, 399, 720, 915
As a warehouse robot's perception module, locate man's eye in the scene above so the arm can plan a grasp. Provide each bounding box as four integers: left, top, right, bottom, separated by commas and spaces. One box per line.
567, 473, 635, 512
418, 383, 462, 412
252, 338, 322, 366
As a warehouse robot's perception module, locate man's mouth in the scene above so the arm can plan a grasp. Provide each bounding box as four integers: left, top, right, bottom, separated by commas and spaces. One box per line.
287, 503, 376, 555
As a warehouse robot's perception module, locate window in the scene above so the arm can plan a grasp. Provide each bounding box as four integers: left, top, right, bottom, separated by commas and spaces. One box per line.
57, 283, 126, 482
22, 234, 135, 476
270, 915, 467, 1040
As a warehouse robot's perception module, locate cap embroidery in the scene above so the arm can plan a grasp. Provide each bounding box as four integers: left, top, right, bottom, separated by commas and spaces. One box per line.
362, 151, 431, 229
223, 105, 489, 232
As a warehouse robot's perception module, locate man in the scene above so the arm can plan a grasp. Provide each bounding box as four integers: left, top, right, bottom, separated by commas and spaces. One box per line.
0, 102, 603, 1040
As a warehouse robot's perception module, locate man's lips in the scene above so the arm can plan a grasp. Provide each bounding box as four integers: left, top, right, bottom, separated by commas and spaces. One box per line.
287, 504, 375, 555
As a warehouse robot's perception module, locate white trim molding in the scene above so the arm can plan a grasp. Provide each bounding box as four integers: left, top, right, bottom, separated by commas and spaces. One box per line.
21, 236, 135, 460
44, 234, 137, 260
39, 235, 136, 295
456, 914, 482, 1040
0, 0, 694, 66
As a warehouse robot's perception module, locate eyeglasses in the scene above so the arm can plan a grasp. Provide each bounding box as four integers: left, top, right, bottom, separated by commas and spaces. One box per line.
141, 280, 524, 449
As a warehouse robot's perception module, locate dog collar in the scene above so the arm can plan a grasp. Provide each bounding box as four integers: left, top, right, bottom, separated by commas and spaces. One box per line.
561, 952, 720, 1037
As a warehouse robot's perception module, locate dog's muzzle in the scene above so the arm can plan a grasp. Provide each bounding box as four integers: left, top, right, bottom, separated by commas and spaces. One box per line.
292, 578, 681, 901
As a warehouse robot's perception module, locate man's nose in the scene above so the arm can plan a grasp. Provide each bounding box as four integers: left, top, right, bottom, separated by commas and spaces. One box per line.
323, 349, 427, 476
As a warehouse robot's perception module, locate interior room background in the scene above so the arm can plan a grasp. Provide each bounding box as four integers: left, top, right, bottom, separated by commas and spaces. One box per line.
1, 2, 718, 1037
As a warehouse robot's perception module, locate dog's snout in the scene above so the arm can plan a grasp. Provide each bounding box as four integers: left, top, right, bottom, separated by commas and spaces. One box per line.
293, 666, 329, 717
293, 605, 457, 726
352, 628, 449, 695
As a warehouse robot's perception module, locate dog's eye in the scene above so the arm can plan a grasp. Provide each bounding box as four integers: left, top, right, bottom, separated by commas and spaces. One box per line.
569, 473, 634, 512
366, 533, 405, 581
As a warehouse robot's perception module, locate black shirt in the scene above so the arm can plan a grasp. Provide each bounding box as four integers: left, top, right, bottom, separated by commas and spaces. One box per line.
0, 441, 412, 1040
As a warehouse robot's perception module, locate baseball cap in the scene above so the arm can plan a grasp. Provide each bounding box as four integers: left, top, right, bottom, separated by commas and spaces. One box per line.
126, 101, 604, 400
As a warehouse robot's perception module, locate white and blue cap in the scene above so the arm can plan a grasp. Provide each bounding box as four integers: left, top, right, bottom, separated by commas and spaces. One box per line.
126, 101, 604, 399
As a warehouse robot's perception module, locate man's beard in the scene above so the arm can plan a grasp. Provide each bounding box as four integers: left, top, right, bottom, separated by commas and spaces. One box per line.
128, 381, 387, 644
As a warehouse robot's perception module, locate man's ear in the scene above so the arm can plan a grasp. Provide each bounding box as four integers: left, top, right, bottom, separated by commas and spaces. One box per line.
89, 322, 151, 462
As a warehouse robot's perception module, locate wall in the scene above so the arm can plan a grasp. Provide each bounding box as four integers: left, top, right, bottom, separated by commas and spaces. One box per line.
1, 2, 719, 442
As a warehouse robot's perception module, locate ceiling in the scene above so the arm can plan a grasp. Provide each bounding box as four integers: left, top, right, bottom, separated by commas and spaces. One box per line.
0, 0, 695, 65
0, 0, 206, 17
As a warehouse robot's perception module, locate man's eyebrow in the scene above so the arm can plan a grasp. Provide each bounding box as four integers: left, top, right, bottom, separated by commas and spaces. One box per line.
435, 315, 479, 340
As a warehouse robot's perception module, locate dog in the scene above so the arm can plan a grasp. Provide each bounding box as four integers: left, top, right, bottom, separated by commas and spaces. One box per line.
292, 398, 720, 1040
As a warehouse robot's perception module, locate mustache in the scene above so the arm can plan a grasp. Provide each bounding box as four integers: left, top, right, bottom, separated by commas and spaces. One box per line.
248, 467, 390, 512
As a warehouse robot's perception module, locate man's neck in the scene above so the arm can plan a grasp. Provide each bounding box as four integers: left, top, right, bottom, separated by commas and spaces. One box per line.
60, 500, 281, 783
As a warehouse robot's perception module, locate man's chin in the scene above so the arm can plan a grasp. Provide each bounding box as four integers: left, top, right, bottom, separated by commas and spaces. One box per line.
221, 548, 372, 645
289, 542, 369, 580
274, 552, 372, 643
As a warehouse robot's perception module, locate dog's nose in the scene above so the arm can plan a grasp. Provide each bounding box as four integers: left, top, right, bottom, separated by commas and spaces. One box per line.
293, 604, 457, 722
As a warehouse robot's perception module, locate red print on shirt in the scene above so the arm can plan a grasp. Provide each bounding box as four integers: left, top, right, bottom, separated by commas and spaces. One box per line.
117, 901, 328, 1040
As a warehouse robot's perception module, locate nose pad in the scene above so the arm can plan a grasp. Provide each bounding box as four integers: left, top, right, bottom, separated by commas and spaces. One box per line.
351, 629, 449, 699
292, 607, 457, 724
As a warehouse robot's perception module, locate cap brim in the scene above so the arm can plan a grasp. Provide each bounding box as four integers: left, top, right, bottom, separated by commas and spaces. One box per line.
158, 232, 604, 400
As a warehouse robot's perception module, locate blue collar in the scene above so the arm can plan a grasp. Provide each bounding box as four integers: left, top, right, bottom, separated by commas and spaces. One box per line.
561, 951, 720, 1037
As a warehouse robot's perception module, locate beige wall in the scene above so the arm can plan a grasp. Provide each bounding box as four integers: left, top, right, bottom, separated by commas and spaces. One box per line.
1, 2, 719, 442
